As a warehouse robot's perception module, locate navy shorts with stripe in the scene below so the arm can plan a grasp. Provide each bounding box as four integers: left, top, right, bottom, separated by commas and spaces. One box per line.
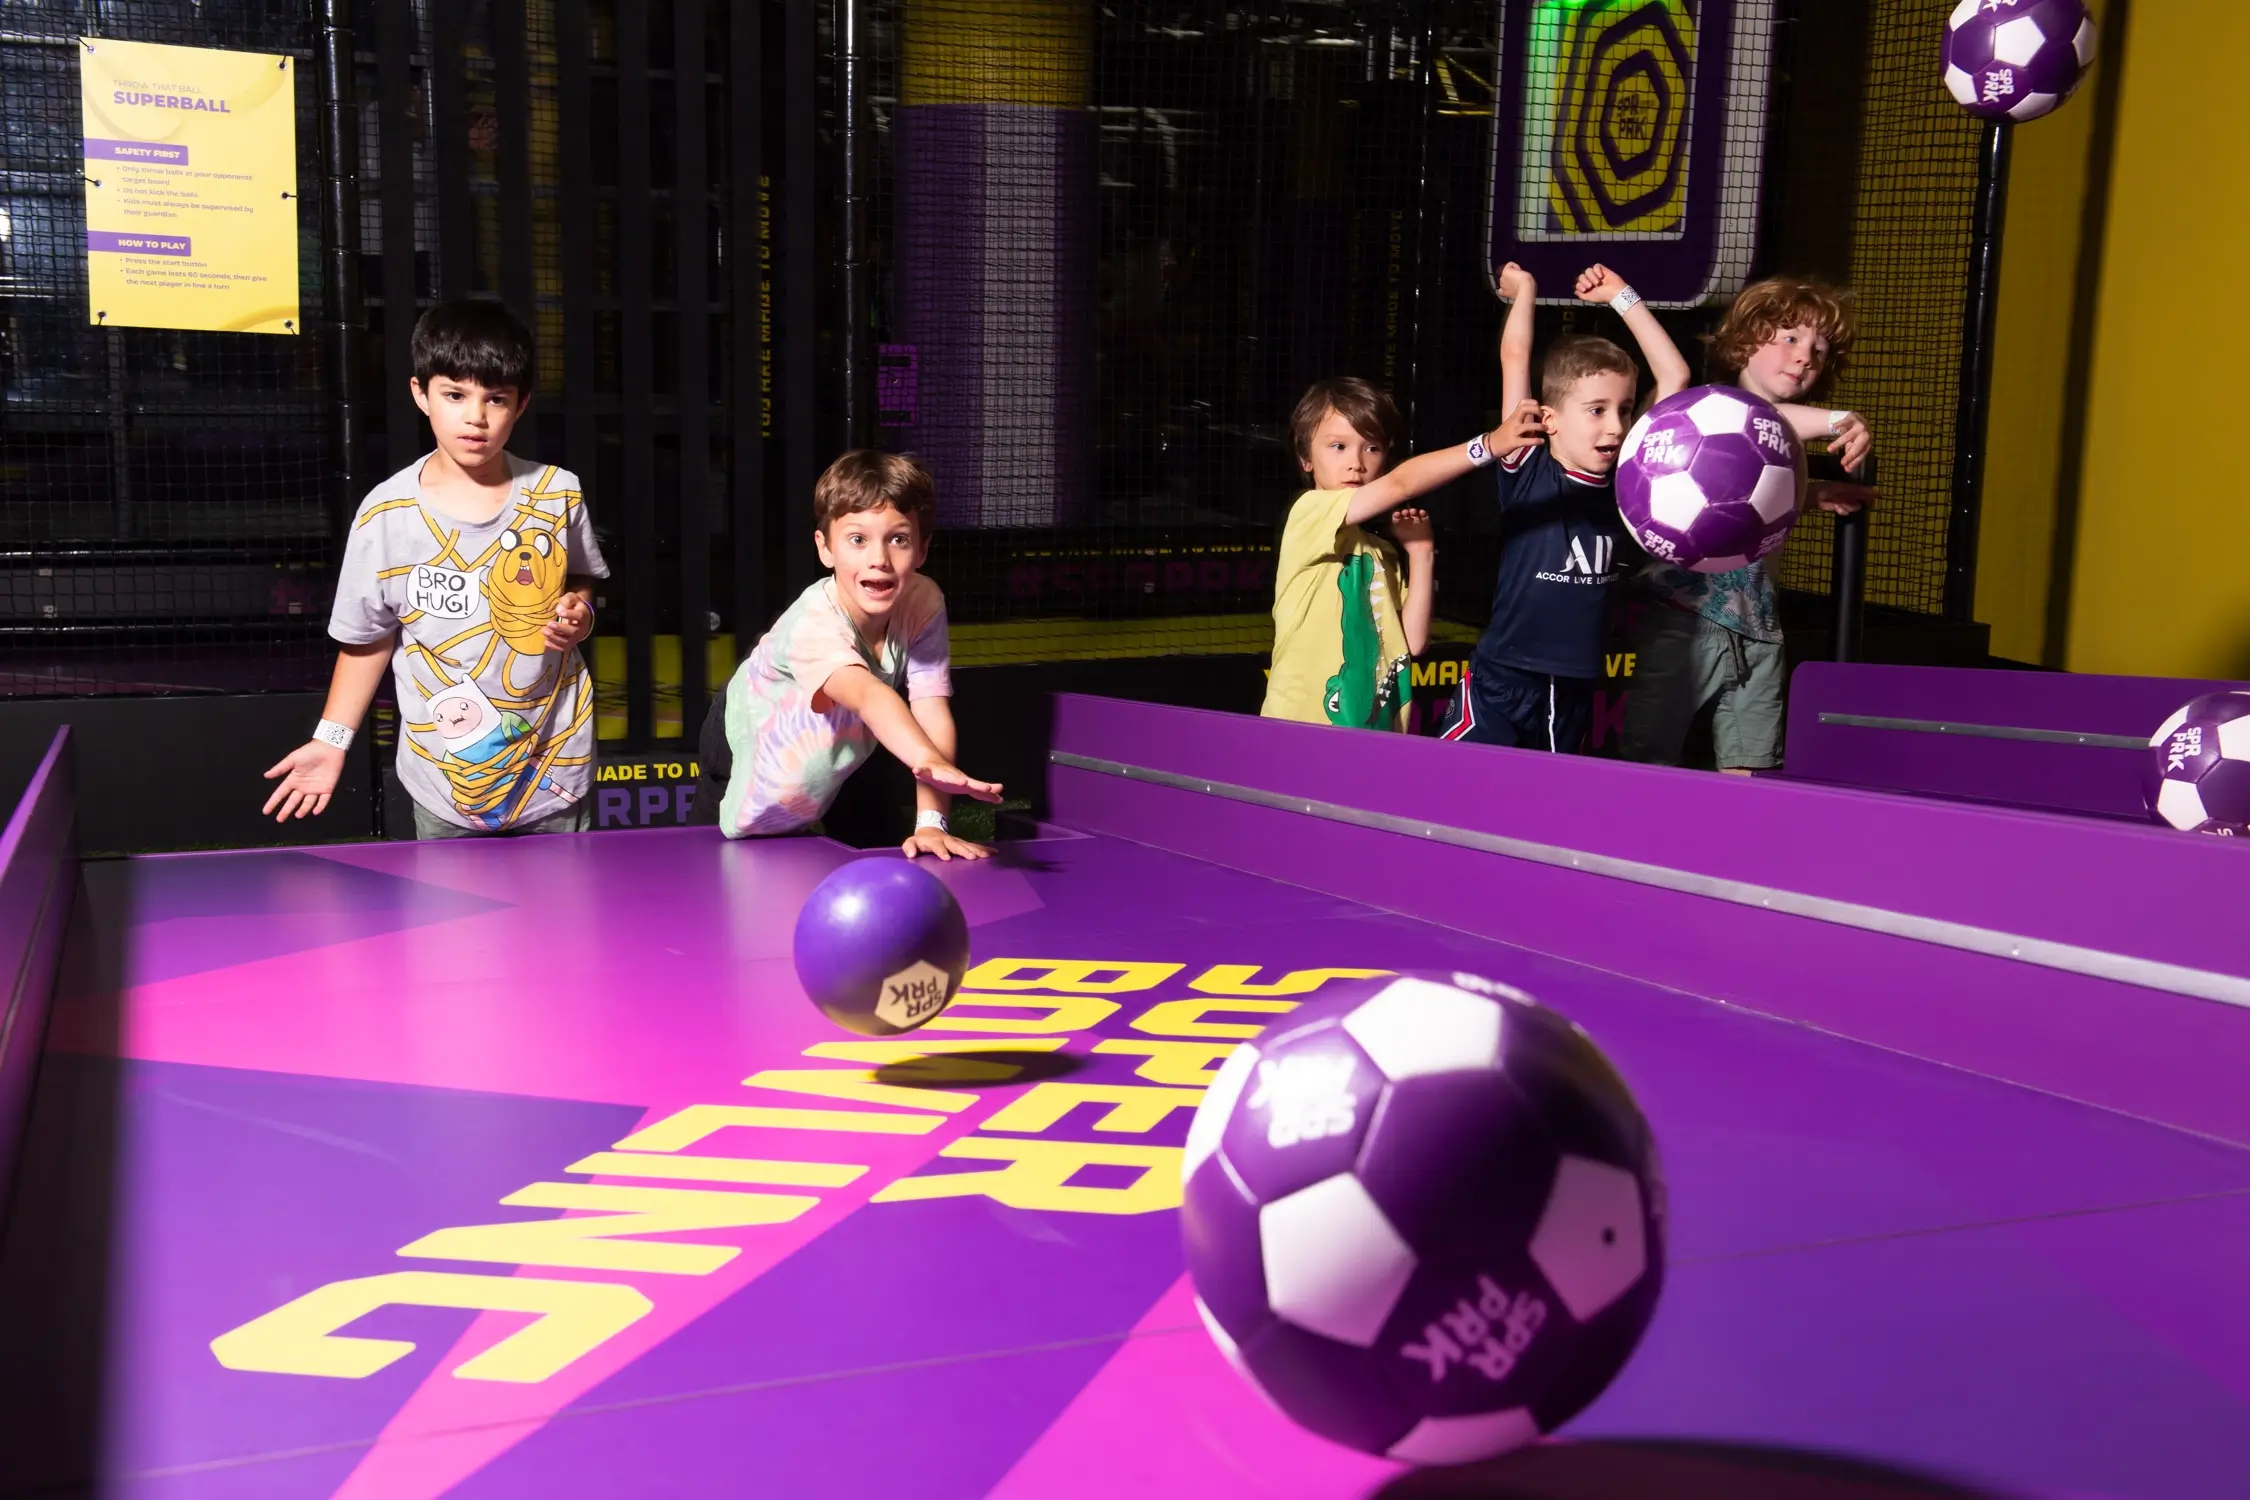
1439, 662, 1596, 754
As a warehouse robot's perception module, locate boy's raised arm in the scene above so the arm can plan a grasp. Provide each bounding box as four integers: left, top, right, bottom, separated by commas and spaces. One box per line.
1496, 261, 1537, 415
1577, 264, 1691, 402
820, 663, 1003, 806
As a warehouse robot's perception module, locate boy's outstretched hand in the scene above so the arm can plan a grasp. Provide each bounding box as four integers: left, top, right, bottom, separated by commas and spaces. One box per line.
903, 825, 994, 862
262, 742, 344, 822
1574, 264, 1628, 303
1495, 261, 1535, 301
1390, 508, 1434, 551
1493, 398, 1545, 455
912, 758, 1003, 805
1825, 412, 1873, 472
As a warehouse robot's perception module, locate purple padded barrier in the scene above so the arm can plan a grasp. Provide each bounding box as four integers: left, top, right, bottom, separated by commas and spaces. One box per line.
1784, 663, 2249, 820
0, 729, 74, 1207
1046, 696, 2250, 1143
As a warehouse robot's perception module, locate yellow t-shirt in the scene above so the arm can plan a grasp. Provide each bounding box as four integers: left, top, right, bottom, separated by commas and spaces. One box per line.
1262, 488, 1411, 730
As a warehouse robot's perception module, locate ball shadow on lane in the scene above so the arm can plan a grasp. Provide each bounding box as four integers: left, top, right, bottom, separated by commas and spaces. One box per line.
1370, 1439, 1994, 1500
870, 1048, 1088, 1092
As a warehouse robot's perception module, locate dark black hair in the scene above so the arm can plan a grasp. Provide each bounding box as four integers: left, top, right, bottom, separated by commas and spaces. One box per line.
411, 299, 536, 396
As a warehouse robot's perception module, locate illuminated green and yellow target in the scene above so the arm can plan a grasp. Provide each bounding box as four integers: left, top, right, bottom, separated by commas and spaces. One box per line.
1523, 0, 1698, 238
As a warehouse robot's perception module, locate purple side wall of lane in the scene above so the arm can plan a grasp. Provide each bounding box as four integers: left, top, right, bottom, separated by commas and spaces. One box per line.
0, 729, 74, 1209
1048, 695, 2250, 977
1045, 696, 2250, 1143
1784, 663, 2250, 820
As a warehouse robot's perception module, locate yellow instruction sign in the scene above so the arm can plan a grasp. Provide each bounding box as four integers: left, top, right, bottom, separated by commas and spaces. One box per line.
79, 37, 301, 335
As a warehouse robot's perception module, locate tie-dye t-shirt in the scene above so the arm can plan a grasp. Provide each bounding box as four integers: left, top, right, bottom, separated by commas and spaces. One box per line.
716, 575, 952, 837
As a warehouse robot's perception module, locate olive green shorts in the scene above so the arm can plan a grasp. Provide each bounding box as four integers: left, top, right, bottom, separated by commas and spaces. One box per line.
1621, 606, 1785, 771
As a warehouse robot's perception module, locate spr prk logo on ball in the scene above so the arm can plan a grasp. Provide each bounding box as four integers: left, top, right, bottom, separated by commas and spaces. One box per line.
1638, 427, 1689, 469
1752, 416, 1791, 456
1248, 1052, 1359, 1149
1400, 1273, 1549, 1385
872, 960, 951, 1031
2165, 728, 2204, 776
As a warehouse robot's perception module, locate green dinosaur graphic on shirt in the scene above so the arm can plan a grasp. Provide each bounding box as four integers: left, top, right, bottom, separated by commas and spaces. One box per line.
1324, 550, 1411, 730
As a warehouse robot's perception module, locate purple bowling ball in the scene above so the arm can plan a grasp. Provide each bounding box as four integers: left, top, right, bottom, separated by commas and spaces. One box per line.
1944, 0, 2096, 123
791, 858, 970, 1036
1181, 971, 1664, 1465
2143, 692, 2250, 837
1616, 385, 1805, 574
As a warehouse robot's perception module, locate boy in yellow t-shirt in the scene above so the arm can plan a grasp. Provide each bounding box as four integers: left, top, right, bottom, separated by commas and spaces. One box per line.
1264, 378, 1533, 730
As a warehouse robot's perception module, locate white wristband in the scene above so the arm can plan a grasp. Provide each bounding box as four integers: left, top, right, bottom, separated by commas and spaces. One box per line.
915, 809, 949, 833
1828, 409, 1856, 433
1611, 286, 1643, 315
312, 719, 354, 751
1465, 433, 1495, 468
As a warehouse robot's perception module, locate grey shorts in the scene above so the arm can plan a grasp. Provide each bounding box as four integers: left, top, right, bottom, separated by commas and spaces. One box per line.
411, 799, 591, 840
1621, 606, 1785, 770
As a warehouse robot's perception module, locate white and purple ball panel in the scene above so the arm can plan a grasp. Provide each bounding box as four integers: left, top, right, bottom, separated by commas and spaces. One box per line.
1179, 974, 1666, 1463
1618, 385, 1806, 574
1943, 0, 2097, 123
2143, 690, 2250, 834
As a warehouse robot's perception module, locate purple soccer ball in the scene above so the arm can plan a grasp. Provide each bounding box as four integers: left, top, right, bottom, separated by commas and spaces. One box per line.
2142, 692, 2250, 837
1943, 0, 2096, 123
1616, 385, 1805, 574
1181, 971, 1665, 1465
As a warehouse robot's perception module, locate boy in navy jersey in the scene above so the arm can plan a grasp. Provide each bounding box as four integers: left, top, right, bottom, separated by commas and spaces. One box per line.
1441, 262, 1690, 752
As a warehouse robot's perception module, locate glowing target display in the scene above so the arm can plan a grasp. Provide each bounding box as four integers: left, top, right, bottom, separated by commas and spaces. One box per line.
1491, 0, 1777, 308
1538, 0, 1697, 237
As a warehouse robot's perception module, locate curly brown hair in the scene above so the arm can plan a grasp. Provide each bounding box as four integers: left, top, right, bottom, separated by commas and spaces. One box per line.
813, 449, 937, 538
1709, 277, 1857, 392
1290, 378, 1406, 466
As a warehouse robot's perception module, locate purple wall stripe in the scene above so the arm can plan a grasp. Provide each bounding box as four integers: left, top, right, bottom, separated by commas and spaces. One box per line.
0, 729, 75, 1210
894, 104, 1096, 527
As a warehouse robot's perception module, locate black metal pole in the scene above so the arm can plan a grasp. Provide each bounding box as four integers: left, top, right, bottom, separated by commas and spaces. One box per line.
377, 0, 420, 470
677, 0, 712, 742
557, 0, 597, 493
728, 0, 767, 648
429, 0, 473, 301
619, 0, 656, 746
783, 0, 819, 590
316, 0, 362, 558
837, 0, 872, 448
1403, 0, 1435, 437
1945, 119, 2011, 624
493, 0, 536, 324
1831, 507, 1869, 663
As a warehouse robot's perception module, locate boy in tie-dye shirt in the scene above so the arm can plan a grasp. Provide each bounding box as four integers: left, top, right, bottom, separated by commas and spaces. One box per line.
690, 451, 1002, 858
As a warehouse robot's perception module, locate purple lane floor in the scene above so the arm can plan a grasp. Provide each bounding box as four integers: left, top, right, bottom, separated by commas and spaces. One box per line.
1, 823, 2245, 1499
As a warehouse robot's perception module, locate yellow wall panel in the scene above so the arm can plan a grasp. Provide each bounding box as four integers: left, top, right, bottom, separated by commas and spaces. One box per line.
2066, 2, 2250, 676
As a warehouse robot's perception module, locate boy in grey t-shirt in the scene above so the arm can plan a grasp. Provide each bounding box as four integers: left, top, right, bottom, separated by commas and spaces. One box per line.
262, 301, 607, 836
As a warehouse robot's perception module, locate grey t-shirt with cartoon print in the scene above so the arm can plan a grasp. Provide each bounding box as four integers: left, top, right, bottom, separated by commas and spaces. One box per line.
329, 454, 609, 832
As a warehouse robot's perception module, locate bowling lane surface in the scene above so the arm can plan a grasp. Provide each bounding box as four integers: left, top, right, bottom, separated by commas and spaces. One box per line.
2, 823, 2245, 1499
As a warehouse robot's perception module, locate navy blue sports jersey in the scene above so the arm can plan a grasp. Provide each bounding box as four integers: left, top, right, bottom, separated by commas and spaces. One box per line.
1471, 444, 1636, 681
